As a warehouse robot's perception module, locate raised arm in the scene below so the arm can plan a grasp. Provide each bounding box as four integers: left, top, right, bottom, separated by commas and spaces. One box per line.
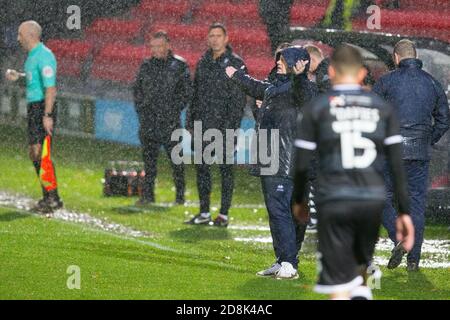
226, 67, 271, 100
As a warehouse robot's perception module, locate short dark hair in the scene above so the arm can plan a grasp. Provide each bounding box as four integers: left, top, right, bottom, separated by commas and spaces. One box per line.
330, 44, 363, 75
208, 22, 227, 35
394, 39, 416, 59
152, 30, 170, 42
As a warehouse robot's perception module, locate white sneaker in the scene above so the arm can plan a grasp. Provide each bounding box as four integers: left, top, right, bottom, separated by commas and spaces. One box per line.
256, 263, 281, 277
274, 262, 299, 280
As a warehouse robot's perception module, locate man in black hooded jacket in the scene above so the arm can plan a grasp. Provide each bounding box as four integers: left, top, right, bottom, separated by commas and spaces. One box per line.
186, 23, 247, 227
226, 46, 318, 279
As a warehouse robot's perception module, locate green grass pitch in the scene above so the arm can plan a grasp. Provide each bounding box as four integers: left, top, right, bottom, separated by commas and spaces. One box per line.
0, 125, 448, 299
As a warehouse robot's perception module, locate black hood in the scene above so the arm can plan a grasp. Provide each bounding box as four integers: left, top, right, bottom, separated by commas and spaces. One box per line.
280, 46, 311, 74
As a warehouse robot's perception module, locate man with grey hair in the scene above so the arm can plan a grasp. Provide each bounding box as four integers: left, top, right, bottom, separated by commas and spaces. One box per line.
5, 20, 63, 213
373, 39, 449, 272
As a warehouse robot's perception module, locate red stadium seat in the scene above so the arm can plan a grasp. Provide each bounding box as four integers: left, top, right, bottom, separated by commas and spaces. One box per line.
147, 23, 210, 51
132, 0, 190, 23
245, 56, 274, 80
379, 10, 450, 29
172, 50, 204, 72
290, 5, 328, 27
90, 43, 151, 83
194, 3, 263, 26
46, 39, 93, 77
85, 18, 143, 43
228, 28, 271, 57
399, 0, 450, 10
147, 23, 271, 57
352, 9, 450, 43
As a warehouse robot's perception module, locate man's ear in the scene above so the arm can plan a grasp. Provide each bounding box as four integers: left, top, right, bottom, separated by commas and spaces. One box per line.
394, 53, 400, 66
328, 64, 336, 81
357, 67, 368, 84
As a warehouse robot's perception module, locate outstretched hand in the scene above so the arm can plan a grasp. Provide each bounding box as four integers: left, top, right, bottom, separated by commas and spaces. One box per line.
5, 69, 20, 82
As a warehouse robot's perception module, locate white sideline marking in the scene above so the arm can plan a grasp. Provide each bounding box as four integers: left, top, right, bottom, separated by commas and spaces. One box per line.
1, 191, 448, 269
233, 236, 450, 269
0, 191, 247, 272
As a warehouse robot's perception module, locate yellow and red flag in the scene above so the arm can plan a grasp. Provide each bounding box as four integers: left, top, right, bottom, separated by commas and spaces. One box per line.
39, 135, 57, 191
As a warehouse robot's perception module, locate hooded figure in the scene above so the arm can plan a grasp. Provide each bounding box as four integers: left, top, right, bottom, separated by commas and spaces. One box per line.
226, 46, 318, 279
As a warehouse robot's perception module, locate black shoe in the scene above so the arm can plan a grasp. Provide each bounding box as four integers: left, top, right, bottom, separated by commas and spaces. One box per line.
387, 242, 407, 269
407, 262, 420, 272
175, 196, 185, 205
135, 198, 154, 206
212, 215, 229, 228
33, 197, 63, 214
185, 213, 211, 225
32, 198, 48, 212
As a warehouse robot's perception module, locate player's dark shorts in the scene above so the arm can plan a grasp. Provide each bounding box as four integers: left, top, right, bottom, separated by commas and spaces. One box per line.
314, 200, 383, 294
27, 101, 57, 145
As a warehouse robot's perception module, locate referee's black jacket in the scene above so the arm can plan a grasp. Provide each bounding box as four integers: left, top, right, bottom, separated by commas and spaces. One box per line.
187, 46, 247, 131
133, 52, 193, 141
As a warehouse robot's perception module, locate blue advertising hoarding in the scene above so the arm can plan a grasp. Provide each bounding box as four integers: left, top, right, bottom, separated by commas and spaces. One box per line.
95, 99, 140, 146
94, 99, 256, 163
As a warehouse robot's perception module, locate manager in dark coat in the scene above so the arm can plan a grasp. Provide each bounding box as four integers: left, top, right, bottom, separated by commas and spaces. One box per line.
186, 23, 247, 227
133, 31, 193, 205
373, 39, 449, 271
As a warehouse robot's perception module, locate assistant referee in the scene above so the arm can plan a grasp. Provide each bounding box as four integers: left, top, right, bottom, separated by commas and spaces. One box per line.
5, 20, 62, 213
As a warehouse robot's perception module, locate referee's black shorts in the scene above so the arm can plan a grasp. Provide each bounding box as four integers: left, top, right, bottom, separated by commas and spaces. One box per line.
314, 200, 383, 294
27, 101, 57, 146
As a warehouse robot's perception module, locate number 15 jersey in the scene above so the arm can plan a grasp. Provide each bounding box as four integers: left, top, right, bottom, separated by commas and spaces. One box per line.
293, 84, 409, 213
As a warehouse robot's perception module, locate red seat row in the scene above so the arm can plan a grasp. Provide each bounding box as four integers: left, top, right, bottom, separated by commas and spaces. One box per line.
352, 8, 450, 43
148, 22, 271, 57
131, 0, 190, 23
379, 10, 450, 29
90, 43, 151, 83
45, 36, 273, 83
193, 2, 263, 25
85, 18, 143, 43
89, 41, 272, 83
399, 0, 450, 10
290, 5, 327, 27
46, 39, 94, 77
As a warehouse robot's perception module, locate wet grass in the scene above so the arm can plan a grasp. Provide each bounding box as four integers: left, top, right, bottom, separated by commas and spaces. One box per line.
0, 124, 449, 299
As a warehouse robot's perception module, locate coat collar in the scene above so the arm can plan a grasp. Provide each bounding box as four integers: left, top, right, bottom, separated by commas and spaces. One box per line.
205, 45, 233, 62
398, 58, 423, 70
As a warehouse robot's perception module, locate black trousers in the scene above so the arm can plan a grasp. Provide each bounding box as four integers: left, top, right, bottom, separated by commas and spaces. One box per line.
140, 132, 185, 201
196, 163, 234, 216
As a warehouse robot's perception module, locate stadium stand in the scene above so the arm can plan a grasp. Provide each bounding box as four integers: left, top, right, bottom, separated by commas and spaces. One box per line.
39, 0, 448, 85
131, 0, 191, 23
353, 0, 450, 42
90, 42, 150, 83
46, 39, 94, 78
85, 18, 144, 43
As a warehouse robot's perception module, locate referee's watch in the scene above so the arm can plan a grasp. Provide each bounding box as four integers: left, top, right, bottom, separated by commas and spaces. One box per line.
44, 112, 53, 117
